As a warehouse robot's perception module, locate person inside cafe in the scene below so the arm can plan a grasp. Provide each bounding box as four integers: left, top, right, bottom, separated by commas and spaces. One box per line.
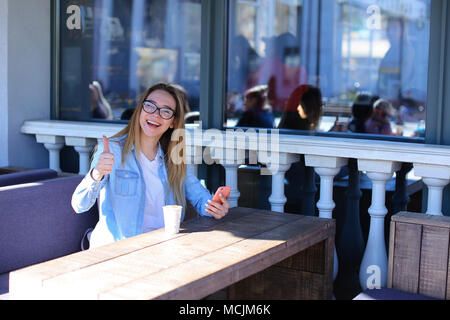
236, 84, 274, 128
278, 85, 323, 214
365, 98, 396, 135
72, 83, 230, 249
346, 93, 379, 134
278, 84, 323, 131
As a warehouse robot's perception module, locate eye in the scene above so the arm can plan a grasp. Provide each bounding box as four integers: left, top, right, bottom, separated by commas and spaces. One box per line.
143, 101, 156, 110
161, 108, 174, 118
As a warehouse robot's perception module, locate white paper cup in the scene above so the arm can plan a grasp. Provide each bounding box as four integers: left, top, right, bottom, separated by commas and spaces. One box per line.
163, 205, 183, 235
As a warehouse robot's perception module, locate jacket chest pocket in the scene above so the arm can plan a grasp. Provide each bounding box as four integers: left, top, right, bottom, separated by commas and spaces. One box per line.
114, 170, 138, 196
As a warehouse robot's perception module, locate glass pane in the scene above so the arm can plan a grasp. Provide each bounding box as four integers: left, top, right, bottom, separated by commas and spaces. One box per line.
226, 0, 430, 139
59, 0, 201, 122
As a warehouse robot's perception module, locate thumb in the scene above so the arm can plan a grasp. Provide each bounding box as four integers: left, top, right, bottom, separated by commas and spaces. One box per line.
102, 135, 110, 153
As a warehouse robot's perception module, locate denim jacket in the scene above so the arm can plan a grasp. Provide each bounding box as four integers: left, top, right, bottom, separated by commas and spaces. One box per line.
71, 135, 212, 248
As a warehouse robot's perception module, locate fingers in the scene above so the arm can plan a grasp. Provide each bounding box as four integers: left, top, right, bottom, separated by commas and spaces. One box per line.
218, 194, 231, 209
92, 135, 114, 181
102, 135, 110, 153
205, 204, 225, 220
205, 196, 229, 220
96, 153, 114, 175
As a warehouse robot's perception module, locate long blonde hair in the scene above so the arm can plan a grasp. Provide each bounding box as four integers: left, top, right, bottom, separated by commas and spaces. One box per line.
112, 83, 187, 205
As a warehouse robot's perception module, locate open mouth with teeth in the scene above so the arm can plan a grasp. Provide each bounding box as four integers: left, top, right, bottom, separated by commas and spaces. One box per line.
146, 119, 161, 128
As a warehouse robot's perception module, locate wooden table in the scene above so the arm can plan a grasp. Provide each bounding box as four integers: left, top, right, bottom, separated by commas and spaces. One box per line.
9, 207, 335, 300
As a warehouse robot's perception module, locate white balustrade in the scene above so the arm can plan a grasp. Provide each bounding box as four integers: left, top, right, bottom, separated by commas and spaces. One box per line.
20, 120, 450, 293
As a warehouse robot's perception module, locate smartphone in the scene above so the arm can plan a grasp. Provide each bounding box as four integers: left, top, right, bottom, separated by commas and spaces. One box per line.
212, 186, 231, 203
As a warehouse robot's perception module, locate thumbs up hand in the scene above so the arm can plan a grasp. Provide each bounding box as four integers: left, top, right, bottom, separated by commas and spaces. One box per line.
91, 135, 115, 181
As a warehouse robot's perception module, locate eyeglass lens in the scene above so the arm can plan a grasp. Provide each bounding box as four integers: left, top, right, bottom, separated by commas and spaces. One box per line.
143, 101, 175, 119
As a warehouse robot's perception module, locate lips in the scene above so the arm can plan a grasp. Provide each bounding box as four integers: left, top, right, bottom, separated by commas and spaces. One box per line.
146, 119, 161, 128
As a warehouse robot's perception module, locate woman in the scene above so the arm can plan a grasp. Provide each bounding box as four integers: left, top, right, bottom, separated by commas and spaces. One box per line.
278, 85, 323, 215
278, 85, 323, 131
72, 83, 230, 248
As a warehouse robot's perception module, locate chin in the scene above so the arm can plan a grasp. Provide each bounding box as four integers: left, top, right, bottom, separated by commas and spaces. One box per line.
140, 123, 165, 138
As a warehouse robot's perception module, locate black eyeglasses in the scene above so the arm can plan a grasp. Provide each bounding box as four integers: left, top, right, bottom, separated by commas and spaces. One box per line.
142, 100, 176, 120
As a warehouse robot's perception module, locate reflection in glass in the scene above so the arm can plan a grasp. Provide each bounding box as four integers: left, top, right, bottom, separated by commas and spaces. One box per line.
59, 0, 201, 122
226, 0, 430, 139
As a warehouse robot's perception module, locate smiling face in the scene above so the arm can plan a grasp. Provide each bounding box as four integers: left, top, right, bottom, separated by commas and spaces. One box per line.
139, 89, 176, 141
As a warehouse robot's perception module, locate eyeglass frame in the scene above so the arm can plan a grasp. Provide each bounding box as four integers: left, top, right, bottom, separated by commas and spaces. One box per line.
141, 100, 176, 120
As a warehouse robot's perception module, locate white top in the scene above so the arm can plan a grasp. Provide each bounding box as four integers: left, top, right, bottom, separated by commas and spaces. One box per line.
139, 150, 165, 233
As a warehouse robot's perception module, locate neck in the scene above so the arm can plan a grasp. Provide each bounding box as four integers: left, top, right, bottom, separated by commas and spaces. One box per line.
140, 133, 160, 161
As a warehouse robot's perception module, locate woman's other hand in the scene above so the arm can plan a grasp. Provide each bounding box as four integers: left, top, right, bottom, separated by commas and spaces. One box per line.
205, 194, 231, 220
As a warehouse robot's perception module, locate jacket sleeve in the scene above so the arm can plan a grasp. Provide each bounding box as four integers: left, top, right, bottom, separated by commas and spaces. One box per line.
71, 143, 107, 214
184, 166, 213, 217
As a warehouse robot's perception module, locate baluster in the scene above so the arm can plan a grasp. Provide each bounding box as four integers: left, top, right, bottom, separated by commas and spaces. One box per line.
422, 178, 449, 216
215, 147, 245, 208
358, 160, 400, 290
268, 164, 292, 213
261, 153, 299, 213
36, 135, 65, 173
306, 155, 348, 280
221, 163, 241, 208
315, 167, 341, 218
414, 163, 450, 216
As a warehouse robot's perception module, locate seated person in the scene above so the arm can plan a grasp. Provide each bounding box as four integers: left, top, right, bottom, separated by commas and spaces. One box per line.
72, 83, 230, 248
278, 85, 323, 131
366, 99, 395, 135
278, 85, 323, 214
347, 94, 379, 133
236, 85, 274, 128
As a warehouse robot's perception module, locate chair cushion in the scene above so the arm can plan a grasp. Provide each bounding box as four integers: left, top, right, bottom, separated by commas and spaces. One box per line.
0, 169, 58, 187
0, 176, 98, 275
353, 288, 440, 300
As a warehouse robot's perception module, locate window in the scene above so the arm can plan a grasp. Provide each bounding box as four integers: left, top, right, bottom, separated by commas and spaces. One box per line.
59, 0, 201, 122
226, 0, 430, 139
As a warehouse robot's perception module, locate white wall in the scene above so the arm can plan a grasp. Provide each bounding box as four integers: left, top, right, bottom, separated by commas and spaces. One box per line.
1, 0, 51, 168
0, 0, 9, 166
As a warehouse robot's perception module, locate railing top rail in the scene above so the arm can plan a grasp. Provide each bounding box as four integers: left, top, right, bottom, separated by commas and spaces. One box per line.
21, 120, 450, 166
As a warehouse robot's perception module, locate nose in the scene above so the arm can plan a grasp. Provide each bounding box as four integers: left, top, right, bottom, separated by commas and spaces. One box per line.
148, 108, 163, 120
